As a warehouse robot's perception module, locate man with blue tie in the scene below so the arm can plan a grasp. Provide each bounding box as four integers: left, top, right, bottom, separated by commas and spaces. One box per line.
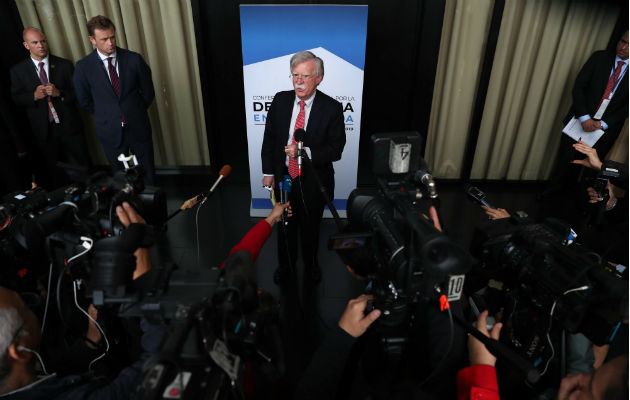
73, 15, 156, 184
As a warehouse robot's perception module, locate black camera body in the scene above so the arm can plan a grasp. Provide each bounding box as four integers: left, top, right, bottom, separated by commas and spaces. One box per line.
469, 217, 627, 367
331, 132, 471, 327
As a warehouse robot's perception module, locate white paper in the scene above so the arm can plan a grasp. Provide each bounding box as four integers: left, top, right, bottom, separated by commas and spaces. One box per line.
562, 117, 604, 147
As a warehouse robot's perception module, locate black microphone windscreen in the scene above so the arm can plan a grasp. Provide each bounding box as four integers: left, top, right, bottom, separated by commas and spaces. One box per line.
294, 129, 306, 142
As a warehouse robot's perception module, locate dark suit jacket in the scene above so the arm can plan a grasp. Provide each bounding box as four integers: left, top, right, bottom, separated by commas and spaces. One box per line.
566, 50, 629, 153
73, 47, 154, 150
10, 55, 82, 144
261, 90, 346, 194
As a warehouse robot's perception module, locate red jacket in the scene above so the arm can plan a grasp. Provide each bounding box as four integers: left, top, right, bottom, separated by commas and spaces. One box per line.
457, 365, 500, 400
221, 219, 272, 269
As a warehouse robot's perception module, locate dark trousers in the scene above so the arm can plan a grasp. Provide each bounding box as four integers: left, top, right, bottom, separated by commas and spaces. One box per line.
33, 123, 90, 189
277, 174, 325, 277
103, 126, 155, 185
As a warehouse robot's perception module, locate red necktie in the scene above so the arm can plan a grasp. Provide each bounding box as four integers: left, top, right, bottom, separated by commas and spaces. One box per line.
38, 62, 53, 122
598, 61, 624, 109
107, 57, 126, 124
288, 100, 305, 179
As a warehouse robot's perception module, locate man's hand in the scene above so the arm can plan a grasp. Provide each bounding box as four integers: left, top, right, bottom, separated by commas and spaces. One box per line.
284, 143, 298, 158
482, 206, 510, 220
581, 118, 601, 132
33, 84, 47, 100
85, 304, 102, 349
571, 140, 602, 170
115, 201, 146, 227
468, 310, 502, 367
115, 202, 150, 279
586, 182, 616, 209
557, 372, 592, 400
265, 202, 292, 226
262, 175, 275, 188
338, 294, 381, 338
44, 83, 60, 97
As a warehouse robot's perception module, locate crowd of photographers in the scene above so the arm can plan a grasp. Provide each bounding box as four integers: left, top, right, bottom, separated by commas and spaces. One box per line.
0, 142, 627, 399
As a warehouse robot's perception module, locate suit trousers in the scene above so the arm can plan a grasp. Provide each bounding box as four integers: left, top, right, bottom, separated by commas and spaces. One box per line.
103, 125, 156, 185
32, 123, 90, 189
276, 173, 326, 277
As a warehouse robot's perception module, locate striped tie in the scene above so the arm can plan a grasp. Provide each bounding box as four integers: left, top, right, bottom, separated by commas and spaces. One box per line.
288, 100, 305, 179
107, 57, 126, 124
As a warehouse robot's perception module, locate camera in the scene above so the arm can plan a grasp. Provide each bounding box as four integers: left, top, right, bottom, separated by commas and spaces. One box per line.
329, 132, 471, 327
468, 216, 627, 371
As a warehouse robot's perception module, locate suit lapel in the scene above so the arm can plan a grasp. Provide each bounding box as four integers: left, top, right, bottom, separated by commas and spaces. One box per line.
48, 56, 57, 83
116, 48, 125, 96
306, 91, 322, 137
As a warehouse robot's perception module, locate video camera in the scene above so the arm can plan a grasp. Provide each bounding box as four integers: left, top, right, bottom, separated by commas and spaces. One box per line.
329, 132, 471, 327
0, 160, 165, 293
468, 214, 628, 371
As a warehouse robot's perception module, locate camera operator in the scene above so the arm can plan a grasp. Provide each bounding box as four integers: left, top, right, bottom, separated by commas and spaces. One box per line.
0, 202, 166, 399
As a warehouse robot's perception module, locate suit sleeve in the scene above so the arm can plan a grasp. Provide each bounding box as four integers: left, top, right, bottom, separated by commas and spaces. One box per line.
73, 61, 94, 113
137, 56, 155, 109
308, 100, 346, 167
572, 52, 599, 119
10, 65, 38, 107
261, 97, 278, 175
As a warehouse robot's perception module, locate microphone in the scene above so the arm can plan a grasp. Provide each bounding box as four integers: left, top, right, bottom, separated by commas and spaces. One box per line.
281, 175, 292, 225
166, 165, 232, 221
209, 165, 232, 194
294, 129, 306, 176
415, 158, 438, 199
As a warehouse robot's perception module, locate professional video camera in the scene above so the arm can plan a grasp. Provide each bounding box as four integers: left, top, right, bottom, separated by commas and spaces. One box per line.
467, 214, 628, 373
0, 159, 166, 294
329, 132, 471, 328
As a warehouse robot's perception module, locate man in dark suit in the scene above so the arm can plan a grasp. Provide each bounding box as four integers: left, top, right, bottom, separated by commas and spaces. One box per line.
542, 30, 628, 202
10, 27, 89, 189
565, 30, 628, 157
73, 15, 156, 184
261, 51, 346, 285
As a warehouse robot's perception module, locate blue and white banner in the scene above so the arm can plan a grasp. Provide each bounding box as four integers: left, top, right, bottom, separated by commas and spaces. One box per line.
240, 5, 368, 217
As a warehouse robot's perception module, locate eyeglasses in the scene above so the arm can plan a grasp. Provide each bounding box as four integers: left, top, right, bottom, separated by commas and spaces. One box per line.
290, 73, 314, 80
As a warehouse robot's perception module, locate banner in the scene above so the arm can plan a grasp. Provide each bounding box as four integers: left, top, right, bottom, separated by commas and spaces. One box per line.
240, 5, 368, 217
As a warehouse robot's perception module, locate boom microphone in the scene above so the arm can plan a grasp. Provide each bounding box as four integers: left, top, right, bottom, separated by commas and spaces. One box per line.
294, 129, 306, 176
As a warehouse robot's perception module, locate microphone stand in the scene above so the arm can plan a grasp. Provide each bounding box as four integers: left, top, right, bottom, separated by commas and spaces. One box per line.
299, 153, 344, 231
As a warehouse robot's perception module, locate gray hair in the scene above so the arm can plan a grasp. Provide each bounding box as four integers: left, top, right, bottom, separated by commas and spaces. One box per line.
0, 308, 25, 385
290, 51, 324, 77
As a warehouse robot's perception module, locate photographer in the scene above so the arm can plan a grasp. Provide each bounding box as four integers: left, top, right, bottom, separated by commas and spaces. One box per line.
0, 202, 166, 399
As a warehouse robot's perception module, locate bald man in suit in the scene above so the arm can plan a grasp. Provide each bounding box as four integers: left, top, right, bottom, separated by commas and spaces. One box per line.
10, 27, 89, 188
